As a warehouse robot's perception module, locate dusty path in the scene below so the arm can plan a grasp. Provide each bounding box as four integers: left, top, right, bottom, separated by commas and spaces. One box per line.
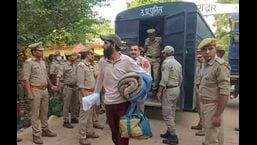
18, 98, 239, 145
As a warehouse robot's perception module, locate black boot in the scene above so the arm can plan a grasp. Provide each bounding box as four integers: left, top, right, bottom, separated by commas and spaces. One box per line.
71, 118, 79, 123
63, 122, 74, 129
163, 138, 179, 145
161, 132, 179, 145
160, 131, 170, 138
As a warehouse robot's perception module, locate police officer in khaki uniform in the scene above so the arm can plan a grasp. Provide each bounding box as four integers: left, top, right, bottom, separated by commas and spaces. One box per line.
23, 42, 57, 144
216, 43, 225, 58
191, 50, 205, 136
144, 28, 162, 91
49, 51, 63, 103
77, 48, 99, 145
56, 51, 79, 128
198, 38, 230, 145
49, 51, 62, 85
156, 45, 182, 145
89, 50, 104, 130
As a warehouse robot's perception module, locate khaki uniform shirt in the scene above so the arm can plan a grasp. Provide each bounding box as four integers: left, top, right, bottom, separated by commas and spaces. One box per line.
144, 37, 162, 58
23, 57, 48, 86
49, 60, 61, 75
57, 61, 77, 85
91, 61, 99, 79
77, 60, 96, 89
199, 56, 230, 100
159, 56, 182, 87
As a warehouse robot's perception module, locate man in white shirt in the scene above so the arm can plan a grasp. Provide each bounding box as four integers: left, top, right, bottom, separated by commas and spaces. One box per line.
130, 43, 151, 113
95, 34, 149, 145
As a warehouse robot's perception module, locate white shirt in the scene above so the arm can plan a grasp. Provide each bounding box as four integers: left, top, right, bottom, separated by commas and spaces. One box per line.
95, 54, 147, 104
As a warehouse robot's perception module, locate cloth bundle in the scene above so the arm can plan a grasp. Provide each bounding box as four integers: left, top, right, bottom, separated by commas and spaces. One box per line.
118, 72, 152, 102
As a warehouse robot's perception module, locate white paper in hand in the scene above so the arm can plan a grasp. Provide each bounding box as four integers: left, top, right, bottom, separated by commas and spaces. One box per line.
82, 92, 100, 111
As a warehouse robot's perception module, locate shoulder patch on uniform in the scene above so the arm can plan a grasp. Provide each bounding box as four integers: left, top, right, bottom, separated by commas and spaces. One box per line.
215, 57, 225, 64
77, 62, 84, 67
223, 62, 231, 70
216, 58, 230, 70
154, 37, 161, 43
25, 58, 32, 62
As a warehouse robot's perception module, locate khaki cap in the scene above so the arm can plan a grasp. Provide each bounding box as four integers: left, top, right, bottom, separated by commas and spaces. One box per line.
216, 43, 225, 51
65, 51, 76, 56
79, 47, 90, 53
147, 28, 155, 34
198, 38, 216, 50
162, 45, 174, 53
28, 42, 44, 50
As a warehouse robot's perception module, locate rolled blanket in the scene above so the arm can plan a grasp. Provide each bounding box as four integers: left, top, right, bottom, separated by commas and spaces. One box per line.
118, 72, 141, 99
118, 72, 152, 102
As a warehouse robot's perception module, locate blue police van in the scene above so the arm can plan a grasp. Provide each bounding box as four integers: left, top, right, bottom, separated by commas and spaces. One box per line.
229, 13, 239, 98
115, 2, 214, 110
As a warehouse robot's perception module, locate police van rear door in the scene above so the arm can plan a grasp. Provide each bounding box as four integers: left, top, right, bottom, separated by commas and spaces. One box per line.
163, 11, 188, 109
115, 19, 140, 44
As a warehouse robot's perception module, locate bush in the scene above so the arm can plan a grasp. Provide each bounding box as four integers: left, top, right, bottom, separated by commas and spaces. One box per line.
48, 93, 63, 117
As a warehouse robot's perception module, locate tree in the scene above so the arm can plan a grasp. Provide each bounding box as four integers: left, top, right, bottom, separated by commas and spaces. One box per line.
127, 0, 180, 8
217, 0, 239, 3
17, 0, 105, 50
85, 18, 114, 42
214, 0, 238, 61
17, 0, 48, 49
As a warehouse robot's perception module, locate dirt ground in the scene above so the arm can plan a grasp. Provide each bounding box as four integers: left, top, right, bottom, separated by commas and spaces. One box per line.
17, 97, 239, 145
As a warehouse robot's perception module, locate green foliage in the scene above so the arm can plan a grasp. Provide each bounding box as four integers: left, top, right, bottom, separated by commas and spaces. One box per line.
17, 0, 110, 51
21, 117, 31, 128
217, 0, 239, 4
86, 18, 114, 41
214, 0, 238, 61
127, 0, 180, 8
48, 95, 63, 117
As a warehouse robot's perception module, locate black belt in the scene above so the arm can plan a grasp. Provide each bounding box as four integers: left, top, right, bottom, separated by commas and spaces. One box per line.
166, 85, 178, 89
146, 55, 160, 59
65, 84, 77, 88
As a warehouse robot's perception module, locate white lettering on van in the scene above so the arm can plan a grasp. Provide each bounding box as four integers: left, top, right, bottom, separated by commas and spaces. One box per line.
140, 5, 163, 17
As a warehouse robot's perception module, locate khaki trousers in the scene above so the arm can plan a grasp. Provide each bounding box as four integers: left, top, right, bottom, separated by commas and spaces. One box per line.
146, 57, 160, 90
62, 86, 79, 122
201, 103, 224, 145
78, 91, 94, 139
30, 88, 49, 137
195, 85, 203, 126
162, 87, 180, 134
